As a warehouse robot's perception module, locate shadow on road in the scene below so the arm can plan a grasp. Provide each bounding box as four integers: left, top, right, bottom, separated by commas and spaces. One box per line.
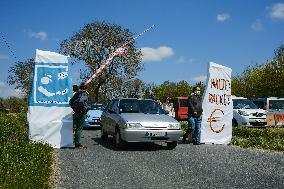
91, 137, 171, 151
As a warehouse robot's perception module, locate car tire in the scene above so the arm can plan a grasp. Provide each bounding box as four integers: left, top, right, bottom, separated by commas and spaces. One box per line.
101, 126, 108, 140
114, 128, 126, 149
166, 141, 177, 150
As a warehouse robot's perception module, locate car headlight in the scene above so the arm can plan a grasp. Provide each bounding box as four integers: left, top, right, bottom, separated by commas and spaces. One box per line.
127, 123, 144, 129
238, 110, 249, 116
168, 123, 180, 129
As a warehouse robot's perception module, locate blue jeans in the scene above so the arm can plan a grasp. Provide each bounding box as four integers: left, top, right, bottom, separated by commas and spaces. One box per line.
186, 116, 202, 143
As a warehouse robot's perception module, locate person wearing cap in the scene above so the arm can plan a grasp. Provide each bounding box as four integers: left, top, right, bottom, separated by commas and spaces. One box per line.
182, 86, 203, 145
69, 82, 90, 148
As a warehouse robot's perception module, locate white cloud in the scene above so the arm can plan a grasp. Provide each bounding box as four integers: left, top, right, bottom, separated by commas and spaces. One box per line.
217, 14, 231, 22
0, 82, 23, 98
177, 56, 185, 63
141, 46, 174, 62
176, 56, 196, 64
251, 19, 263, 31
28, 31, 48, 40
192, 75, 207, 82
0, 81, 5, 88
270, 3, 284, 20
0, 54, 9, 60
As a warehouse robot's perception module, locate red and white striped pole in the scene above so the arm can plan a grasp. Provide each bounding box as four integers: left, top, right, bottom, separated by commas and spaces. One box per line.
85, 25, 155, 85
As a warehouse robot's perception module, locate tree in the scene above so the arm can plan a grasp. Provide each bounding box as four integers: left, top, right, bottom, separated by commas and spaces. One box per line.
231, 44, 284, 98
153, 80, 192, 102
59, 20, 143, 100
5, 97, 26, 113
7, 59, 34, 96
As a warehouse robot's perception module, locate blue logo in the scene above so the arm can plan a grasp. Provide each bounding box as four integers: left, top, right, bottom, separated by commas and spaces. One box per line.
29, 63, 72, 107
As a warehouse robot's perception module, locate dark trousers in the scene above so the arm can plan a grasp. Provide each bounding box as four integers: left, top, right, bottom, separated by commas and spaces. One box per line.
73, 112, 86, 145
183, 116, 202, 143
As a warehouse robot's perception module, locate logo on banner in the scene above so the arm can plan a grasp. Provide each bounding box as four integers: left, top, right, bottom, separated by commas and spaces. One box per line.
30, 64, 71, 106
207, 108, 225, 133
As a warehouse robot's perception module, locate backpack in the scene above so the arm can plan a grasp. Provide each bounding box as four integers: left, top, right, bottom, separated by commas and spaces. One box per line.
69, 90, 88, 113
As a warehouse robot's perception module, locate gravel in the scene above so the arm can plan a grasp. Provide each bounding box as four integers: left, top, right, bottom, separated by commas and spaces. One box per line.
55, 130, 284, 189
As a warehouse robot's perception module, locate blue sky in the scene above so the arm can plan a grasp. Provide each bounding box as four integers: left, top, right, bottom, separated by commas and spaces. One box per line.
0, 0, 284, 98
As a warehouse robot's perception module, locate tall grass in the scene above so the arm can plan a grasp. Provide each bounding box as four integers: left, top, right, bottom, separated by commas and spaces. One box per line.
0, 112, 53, 189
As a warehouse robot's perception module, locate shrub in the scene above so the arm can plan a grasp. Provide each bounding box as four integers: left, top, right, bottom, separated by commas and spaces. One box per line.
0, 112, 53, 188
232, 127, 284, 152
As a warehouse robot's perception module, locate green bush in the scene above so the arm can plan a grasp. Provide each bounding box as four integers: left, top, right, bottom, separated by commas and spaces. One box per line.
180, 121, 188, 133
232, 127, 284, 152
0, 112, 53, 189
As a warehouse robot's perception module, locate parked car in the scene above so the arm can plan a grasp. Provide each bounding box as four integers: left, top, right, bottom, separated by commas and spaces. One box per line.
100, 98, 182, 149
84, 103, 104, 129
252, 98, 267, 110
232, 96, 267, 127
266, 97, 284, 112
253, 97, 284, 112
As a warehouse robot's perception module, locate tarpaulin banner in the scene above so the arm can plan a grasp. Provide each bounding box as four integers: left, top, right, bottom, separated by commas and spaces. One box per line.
27, 49, 74, 148
200, 62, 233, 144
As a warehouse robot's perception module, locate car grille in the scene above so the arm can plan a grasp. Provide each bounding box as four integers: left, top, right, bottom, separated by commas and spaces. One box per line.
251, 113, 265, 117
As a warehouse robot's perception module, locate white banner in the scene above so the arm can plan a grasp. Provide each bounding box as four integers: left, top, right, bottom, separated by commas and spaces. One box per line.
200, 62, 233, 144
27, 49, 74, 148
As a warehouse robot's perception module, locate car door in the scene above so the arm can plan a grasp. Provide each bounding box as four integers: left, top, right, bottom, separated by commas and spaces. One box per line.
108, 100, 120, 135
105, 100, 119, 135
101, 100, 115, 133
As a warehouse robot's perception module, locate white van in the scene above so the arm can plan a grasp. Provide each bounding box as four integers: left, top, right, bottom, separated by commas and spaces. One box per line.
232, 96, 267, 127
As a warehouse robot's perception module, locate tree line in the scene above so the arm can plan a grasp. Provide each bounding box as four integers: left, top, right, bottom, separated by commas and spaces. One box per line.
232, 44, 284, 98
5, 19, 284, 107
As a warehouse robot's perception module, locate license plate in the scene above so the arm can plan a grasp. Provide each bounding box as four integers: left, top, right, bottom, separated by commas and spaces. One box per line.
145, 132, 166, 137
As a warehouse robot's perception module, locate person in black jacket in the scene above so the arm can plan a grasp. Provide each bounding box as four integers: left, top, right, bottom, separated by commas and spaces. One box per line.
182, 86, 203, 145
69, 82, 90, 148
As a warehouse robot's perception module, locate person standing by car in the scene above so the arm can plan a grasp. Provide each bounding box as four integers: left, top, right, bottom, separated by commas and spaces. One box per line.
182, 86, 203, 145
69, 82, 90, 148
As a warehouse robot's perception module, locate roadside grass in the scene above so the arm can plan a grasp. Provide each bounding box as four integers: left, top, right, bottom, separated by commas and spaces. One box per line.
0, 112, 53, 189
180, 121, 284, 152
232, 127, 284, 152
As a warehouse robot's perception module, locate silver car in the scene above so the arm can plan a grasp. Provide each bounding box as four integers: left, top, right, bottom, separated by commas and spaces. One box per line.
100, 98, 182, 149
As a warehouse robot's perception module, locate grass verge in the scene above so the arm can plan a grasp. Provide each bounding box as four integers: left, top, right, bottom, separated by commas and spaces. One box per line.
0, 112, 54, 189
232, 127, 284, 152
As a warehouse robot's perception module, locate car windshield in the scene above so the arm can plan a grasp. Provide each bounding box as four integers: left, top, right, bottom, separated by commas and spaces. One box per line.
139, 100, 165, 114
233, 99, 257, 109
118, 99, 166, 114
268, 100, 284, 110
91, 104, 104, 110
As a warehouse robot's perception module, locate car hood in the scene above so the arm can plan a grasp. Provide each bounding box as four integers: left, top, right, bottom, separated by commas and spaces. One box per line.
121, 113, 178, 127
234, 109, 266, 114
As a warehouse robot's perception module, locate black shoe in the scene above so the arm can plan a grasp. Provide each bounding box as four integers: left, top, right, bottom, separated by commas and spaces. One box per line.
75, 143, 83, 148
193, 142, 200, 145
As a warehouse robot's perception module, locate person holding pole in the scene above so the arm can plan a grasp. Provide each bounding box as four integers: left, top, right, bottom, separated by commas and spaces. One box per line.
69, 82, 90, 148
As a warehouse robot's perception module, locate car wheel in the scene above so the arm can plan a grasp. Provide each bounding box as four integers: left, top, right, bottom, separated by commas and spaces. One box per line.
166, 141, 177, 150
115, 128, 126, 149
232, 118, 238, 127
101, 126, 108, 140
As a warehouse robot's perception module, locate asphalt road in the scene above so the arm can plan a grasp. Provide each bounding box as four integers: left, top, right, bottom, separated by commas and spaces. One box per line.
55, 130, 284, 189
